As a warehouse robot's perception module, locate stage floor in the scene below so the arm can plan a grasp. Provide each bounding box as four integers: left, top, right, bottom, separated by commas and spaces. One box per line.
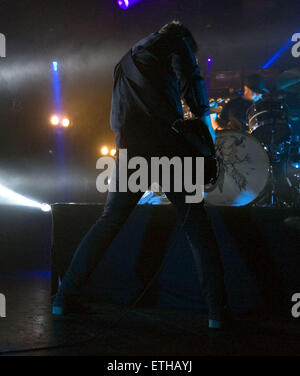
0, 205, 300, 356
0, 272, 300, 356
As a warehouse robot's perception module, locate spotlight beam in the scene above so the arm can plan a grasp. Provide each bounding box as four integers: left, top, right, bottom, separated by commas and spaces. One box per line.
261, 33, 299, 69
0, 183, 51, 212
51, 61, 62, 111
262, 41, 293, 69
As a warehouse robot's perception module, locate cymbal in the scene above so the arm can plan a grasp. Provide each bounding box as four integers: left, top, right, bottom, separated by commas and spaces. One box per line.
277, 68, 300, 93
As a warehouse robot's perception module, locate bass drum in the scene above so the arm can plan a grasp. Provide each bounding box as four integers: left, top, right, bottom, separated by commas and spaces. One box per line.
204, 130, 270, 206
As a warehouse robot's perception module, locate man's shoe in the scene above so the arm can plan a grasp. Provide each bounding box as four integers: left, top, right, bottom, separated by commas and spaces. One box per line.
208, 319, 222, 329
208, 306, 234, 330
52, 291, 67, 315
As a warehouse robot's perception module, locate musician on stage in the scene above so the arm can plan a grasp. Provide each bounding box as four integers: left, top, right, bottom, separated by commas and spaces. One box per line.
52, 21, 229, 329
211, 74, 269, 131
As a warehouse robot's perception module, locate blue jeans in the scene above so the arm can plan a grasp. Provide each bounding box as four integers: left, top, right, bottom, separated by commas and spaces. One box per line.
59, 153, 227, 320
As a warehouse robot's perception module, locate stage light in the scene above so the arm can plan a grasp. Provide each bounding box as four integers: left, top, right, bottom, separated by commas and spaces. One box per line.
118, 0, 130, 9
205, 57, 213, 95
117, 0, 141, 9
110, 148, 117, 157
50, 115, 60, 126
52, 61, 59, 72
51, 61, 62, 114
101, 146, 109, 155
61, 117, 70, 127
0, 183, 51, 212
40, 203, 52, 212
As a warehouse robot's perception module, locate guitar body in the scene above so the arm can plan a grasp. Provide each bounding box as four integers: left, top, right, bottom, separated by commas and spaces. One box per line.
171, 117, 218, 185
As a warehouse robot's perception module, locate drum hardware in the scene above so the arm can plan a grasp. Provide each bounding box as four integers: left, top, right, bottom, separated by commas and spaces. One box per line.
182, 98, 228, 119
209, 98, 227, 114
245, 95, 300, 207
210, 106, 223, 114
247, 98, 290, 146
289, 135, 300, 168
182, 93, 300, 208
286, 136, 300, 208
258, 140, 290, 207
273, 69, 300, 206
269, 163, 282, 207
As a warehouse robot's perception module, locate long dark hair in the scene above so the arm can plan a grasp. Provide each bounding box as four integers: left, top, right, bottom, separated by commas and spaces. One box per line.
159, 20, 198, 53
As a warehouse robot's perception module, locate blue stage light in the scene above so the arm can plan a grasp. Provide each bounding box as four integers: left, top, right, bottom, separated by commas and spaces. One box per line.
205, 58, 213, 96
51, 61, 61, 111
117, 0, 141, 9
261, 33, 299, 69
118, 0, 130, 9
50, 60, 67, 197
52, 61, 59, 72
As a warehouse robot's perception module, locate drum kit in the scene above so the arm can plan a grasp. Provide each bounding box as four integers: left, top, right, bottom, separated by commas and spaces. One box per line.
204, 69, 300, 208
141, 70, 300, 209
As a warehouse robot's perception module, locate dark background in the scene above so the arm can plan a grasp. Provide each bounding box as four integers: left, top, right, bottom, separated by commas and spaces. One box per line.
0, 0, 299, 203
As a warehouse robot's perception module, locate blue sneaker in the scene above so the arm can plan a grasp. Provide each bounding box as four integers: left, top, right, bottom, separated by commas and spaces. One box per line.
208, 306, 234, 330
208, 319, 222, 329
52, 291, 67, 315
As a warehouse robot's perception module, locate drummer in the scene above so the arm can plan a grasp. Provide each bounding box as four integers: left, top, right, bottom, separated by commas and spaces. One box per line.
211, 74, 270, 131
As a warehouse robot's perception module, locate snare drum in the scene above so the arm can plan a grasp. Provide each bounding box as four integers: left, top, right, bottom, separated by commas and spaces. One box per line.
247, 98, 290, 145
204, 130, 270, 206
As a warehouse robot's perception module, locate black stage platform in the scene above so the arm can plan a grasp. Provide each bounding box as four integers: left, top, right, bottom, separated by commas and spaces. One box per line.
0, 204, 300, 356
51, 204, 300, 314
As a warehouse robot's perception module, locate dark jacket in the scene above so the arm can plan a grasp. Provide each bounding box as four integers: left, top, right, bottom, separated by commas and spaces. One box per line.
110, 31, 210, 155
